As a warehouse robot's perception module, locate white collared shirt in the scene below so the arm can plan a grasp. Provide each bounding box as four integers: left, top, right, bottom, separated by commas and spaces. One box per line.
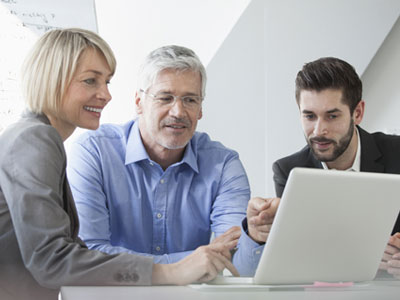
321, 127, 361, 172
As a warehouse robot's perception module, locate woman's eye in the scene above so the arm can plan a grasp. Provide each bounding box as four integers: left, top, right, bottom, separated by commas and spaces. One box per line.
83, 78, 96, 85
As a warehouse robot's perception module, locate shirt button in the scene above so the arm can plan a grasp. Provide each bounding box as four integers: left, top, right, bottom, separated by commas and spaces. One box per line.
156, 246, 161, 251
157, 213, 162, 219
149, 162, 154, 166
160, 179, 165, 184
255, 250, 261, 255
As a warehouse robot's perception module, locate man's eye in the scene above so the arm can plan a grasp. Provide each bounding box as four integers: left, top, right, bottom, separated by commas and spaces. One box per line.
304, 114, 314, 120
328, 115, 338, 119
183, 97, 197, 103
156, 96, 174, 102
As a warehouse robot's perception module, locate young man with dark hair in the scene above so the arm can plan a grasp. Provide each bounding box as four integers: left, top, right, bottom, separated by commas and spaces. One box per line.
273, 57, 400, 279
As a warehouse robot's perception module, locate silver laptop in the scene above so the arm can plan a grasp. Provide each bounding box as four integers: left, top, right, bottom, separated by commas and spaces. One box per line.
206, 167, 400, 286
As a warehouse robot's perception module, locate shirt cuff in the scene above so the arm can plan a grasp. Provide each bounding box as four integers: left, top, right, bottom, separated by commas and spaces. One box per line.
241, 217, 265, 252
242, 217, 265, 245
233, 218, 264, 276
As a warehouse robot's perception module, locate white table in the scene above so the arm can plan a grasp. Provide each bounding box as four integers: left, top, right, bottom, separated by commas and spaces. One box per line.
59, 279, 400, 300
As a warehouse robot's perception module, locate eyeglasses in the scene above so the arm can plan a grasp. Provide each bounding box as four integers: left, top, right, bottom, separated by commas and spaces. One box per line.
140, 89, 203, 110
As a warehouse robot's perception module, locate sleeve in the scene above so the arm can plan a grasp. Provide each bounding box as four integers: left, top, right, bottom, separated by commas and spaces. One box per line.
81, 241, 194, 264
272, 160, 289, 197
0, 125, 153, 288
233, 219, 265, 276
208, 151, 263, 275
67, 136, 192, 264
210, 152, 250, 234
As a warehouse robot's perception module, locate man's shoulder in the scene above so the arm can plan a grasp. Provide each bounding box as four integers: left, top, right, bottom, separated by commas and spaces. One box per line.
369, 130, 400, 148
359, 127, 400, 155
359, 128, 400, 172
192, 131, 238, 156
74, 120, 134, 146
274, 145, 314, 169
272, 145, 318, 196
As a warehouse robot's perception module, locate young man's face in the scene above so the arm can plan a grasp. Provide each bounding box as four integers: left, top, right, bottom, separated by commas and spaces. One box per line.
299, 88, 363, 163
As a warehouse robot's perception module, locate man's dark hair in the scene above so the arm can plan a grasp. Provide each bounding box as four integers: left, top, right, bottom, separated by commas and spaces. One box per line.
295, 57, 362, 114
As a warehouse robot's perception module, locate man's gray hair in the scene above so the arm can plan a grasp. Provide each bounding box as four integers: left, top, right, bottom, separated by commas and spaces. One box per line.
137, 45, 206, 97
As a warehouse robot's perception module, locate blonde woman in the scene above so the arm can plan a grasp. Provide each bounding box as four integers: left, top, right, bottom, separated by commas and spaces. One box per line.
0, 28, 237, 300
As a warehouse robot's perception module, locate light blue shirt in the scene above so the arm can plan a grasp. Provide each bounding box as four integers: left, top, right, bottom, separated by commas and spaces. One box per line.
67, 120, 263, 275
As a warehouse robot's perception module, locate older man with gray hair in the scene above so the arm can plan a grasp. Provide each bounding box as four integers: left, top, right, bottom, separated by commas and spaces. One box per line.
67, 45, 270, 276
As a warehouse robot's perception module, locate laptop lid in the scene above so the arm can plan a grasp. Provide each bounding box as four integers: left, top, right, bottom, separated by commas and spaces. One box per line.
254, 168, 400, 284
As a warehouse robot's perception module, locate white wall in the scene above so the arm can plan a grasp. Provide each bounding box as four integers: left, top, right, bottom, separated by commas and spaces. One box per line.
362, 16, 400, 134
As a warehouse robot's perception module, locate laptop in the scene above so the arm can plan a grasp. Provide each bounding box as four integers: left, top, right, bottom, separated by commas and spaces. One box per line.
202, 168, 400, 286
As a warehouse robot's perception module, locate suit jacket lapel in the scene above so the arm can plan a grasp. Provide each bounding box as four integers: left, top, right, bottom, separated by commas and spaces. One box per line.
358, 126, 384, 173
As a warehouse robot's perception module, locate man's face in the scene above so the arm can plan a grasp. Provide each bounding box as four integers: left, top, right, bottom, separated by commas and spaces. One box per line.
136, 69, 203, 154
299, 89, 359, 162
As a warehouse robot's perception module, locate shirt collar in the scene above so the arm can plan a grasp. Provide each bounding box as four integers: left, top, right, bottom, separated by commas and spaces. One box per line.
125, 120, 199, 173
321, 127, 361, 172
125, 120, 150, 164
179, 140, 199, 173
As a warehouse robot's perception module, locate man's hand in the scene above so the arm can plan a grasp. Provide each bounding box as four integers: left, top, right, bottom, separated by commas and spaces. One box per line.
152, 241, 240, 285
246, 197, 280, 243
380, 232, 400, 279
211, 226, 241, 260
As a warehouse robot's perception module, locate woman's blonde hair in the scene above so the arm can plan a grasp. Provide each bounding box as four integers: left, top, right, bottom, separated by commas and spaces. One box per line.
21, 28, 116, 114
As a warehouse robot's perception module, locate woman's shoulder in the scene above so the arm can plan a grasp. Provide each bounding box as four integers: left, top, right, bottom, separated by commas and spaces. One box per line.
0, 114, 64, 163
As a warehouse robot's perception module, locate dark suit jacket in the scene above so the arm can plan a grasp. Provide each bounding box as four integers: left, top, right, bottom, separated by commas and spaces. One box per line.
273, 126, 400, 235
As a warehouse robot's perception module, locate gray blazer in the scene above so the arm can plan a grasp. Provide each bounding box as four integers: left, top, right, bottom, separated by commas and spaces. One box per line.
0, 111, 153, 300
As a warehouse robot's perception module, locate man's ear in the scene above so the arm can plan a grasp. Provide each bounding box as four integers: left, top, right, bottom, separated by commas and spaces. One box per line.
198, 107, 203, 120
135, 91, 143, 115
353, 100, 365, 125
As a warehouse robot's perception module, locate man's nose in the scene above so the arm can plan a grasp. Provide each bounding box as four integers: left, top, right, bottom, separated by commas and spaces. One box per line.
168, 97, 186, 117
313, 119, 327, 136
